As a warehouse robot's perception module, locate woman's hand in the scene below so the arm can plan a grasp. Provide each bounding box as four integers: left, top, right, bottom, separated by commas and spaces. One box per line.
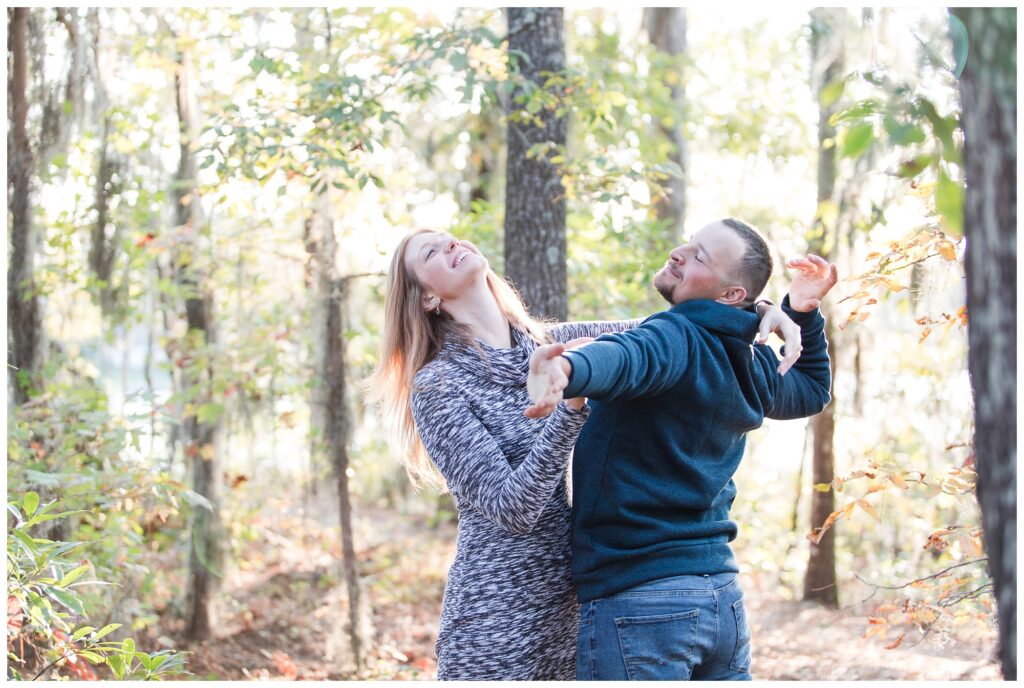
756, 304, 802, 376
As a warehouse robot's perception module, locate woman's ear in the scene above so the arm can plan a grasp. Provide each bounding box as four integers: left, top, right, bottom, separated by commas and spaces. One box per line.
421, 293, 439, 312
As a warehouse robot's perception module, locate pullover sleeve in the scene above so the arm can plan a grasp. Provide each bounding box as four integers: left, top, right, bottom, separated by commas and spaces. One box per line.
762, 295, 832, 419
561, 314, 691, 400
546, 319, 643, 343
411, 381, 590, 535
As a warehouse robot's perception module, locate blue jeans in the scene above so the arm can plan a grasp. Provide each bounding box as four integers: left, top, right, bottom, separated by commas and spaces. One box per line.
576, 572, 752, 681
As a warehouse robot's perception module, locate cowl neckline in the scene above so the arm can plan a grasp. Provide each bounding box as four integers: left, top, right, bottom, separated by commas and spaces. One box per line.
440, 325, 536, 388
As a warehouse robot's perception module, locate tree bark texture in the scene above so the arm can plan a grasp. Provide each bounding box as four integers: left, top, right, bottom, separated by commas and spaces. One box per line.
307, 197, 365, 671
953, 7, 1016, 680
802, 7, 845, 608
504, 7, 568, 321
644, 7, 687, 240
7, 7, 44, 405
173, 43, 224, 642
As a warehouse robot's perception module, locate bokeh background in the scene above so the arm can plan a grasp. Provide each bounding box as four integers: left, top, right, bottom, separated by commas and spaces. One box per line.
6, 6, 1015, 680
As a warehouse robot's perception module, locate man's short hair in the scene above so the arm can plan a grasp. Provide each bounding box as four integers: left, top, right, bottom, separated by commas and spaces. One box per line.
721, 218, 773, 306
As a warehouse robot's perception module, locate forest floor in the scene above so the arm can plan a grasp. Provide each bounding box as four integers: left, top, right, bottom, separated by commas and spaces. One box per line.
146, 493, 1001, 681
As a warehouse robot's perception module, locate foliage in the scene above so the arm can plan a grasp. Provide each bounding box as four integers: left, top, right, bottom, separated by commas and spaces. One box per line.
7, 492, 189, 680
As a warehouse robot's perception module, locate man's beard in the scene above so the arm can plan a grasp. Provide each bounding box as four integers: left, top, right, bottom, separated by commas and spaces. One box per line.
653, 273, 675, 305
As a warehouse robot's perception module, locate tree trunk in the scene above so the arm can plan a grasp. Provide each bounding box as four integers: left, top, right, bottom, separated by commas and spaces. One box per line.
306, 197, 365, 672
504, 7, 568, 321
644, 7, 687, 240
802, 7, 845, 608
7, 7, 43, 405
173, 41, 224, 642
953, 7, 1016, 680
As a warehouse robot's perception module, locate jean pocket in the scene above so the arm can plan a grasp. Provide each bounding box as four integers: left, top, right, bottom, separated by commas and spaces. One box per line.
614, 609, 699, 680
730, 598, 752, 673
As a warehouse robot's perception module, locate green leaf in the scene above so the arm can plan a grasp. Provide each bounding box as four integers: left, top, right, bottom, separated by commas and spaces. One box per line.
820, 79, 845, 108
43, 585, 85, 615
77, 650, 104, 664
606, 91, 628, 107
58, 565, 90, 588
122, 637, 136, 656
107, 653, 126, 679
93, 623, 122, 641
841, 122, 874, 158
883, 115, 925, 145
935, 170, 964, 236
195, 403, 224, 425
71, 626, 96, 642
897, 154, 934, 178
23, 492, 39, 517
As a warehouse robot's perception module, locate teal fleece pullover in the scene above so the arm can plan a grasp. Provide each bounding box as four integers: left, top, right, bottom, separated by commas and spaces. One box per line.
563, 296, 831, 602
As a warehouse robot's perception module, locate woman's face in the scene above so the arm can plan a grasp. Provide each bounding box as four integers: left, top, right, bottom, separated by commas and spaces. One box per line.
404, 232, 488, 310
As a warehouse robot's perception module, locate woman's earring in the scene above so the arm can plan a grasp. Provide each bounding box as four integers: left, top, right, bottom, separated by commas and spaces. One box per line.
434, 303, 441, 316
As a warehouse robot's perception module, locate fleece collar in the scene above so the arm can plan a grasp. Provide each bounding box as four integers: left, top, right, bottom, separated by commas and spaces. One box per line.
667, 299, 759, 341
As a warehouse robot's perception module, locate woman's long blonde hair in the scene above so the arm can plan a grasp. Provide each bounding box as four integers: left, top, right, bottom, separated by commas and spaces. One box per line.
365, 229, 548, 491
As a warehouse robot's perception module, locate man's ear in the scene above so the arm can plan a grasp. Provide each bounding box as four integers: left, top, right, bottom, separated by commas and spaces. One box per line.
716, 285, 748, 307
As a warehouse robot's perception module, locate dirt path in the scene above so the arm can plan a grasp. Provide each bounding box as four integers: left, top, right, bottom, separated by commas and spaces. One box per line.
150, 498, 1001, 680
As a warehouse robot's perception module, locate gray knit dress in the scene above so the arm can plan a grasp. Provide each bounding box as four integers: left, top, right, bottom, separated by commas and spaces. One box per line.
411, 319, 639, 681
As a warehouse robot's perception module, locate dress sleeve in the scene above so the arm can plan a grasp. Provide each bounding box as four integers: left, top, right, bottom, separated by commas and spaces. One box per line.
411, 381, 590, 535
546, 319, 644, 343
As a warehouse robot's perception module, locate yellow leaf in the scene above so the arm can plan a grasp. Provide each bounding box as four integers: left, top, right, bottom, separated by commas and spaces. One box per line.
200, 443, 215, 461
865, 252, 881, 260
890, 473, 908, 489
919, 326, 932, 343
842, 501, 856, 519
878, 277, 905, 292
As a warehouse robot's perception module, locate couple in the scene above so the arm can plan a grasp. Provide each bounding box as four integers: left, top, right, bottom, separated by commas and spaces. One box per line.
370, 218, 836, 680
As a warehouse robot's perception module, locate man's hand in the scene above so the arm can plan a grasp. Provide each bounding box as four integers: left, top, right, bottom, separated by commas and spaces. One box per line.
524, 343, 570, 419
787, 254, 839, 312
756, 304, 802, 375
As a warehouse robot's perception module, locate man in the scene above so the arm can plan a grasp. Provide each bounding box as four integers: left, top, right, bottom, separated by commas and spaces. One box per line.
525, 218, 837, 680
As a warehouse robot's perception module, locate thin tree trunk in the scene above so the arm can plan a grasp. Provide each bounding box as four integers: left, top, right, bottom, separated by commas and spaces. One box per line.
504, 7, 568, 321
644, 7, 687, 240
953, 7, 1016, 680
306, 195, 365, 671
7, 7, 43, 405
173, 39, 224, 642
802, 7, 845, 608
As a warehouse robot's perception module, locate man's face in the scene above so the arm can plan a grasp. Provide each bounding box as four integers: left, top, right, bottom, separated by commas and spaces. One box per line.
652, 221, 747, 306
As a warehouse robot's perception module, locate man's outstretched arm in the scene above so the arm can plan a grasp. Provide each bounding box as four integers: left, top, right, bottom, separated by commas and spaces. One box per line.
765, 254, 838, 419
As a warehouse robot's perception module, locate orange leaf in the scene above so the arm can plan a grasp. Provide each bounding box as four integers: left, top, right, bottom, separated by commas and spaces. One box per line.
937, 241, 957, 261
868, 617, 887, 625
890, 473, 908, 489
858, 499, 881, 521
885, 633, 906, 649
878, 277, 905, 292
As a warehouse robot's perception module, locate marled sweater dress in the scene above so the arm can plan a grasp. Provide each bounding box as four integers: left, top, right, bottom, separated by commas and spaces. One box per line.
410, 320, 639, 680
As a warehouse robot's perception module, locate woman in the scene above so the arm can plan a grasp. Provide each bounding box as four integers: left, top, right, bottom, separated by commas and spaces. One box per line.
368, 229, 795, 680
